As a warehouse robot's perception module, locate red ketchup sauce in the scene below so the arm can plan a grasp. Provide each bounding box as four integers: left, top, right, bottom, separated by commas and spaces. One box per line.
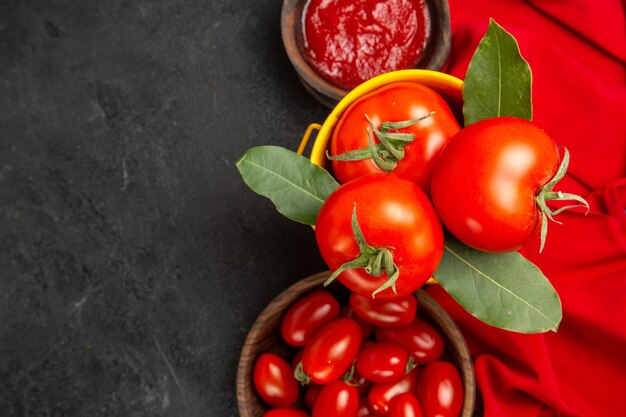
301, 0, 430, 90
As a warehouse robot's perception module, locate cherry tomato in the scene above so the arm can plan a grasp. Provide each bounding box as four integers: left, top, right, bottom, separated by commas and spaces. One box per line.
312, 380, 359, 417
315, 174, 444, 300
355, 342, 410, 383
253, 353, 299, 408
431, 116, 574, 252
349, 292, 417, 327
340, 303, 375, 339
281, 290, 340, 346
330, 82, 460, 193
375, 318, 444, 365
305, 385, 321, 410
297, 318, 362, 384
368, 369, 420, 416
263, 409, 310, 417
388, 393, 423, 417
417, 361, 463, 417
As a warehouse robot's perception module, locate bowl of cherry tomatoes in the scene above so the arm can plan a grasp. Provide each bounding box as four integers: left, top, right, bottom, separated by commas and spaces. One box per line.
236, 271, 475, 417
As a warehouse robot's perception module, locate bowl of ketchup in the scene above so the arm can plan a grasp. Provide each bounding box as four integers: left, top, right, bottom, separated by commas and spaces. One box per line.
281, 0, 451, 108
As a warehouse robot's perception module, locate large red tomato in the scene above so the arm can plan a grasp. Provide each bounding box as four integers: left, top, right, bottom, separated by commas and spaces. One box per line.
431, 116, 587, 252
253, 353, 300, 408
330, 82, 460, 194
315, 174, 443, 299
417, 362, 463, 417
281, 290, 340, 346
296, 318, 362, 384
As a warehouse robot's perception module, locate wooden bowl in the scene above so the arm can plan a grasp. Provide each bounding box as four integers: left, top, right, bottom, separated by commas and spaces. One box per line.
281, 0, 452, 108
236, 271, 475, 417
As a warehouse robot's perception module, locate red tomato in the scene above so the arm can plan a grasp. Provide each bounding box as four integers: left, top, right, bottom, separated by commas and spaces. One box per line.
315, 174, 443, 300
368, 369, 420, 416
375, 319, 445, 365
355, 342, 410, 383
305, 385, 321, 410
330, 82, 460, 193
253, 353, 299, 408
263, 409, 310, 417
431, 116, 584, 252
281, 290, 340, 346
349, 292, 417, 327
417, 362, 463, 417
297, 318, 362, 384
312, 380, 360, 417
340, 303, 375, 339
388, 393, 423, 417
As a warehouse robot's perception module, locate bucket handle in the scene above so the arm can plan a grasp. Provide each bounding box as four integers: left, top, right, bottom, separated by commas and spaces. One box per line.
297, 123, 322, 156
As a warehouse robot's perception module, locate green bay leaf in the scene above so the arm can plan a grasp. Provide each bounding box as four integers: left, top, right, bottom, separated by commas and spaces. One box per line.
434, 235, 562, 333
463, 19, 533, 125
236, 146, 339, 225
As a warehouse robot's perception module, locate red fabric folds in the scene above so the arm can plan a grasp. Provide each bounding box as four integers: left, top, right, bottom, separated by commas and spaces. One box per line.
430, 1, 626, 416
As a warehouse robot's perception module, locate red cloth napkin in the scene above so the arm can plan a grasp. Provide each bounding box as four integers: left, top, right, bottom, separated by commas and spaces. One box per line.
428, 1, 626, 416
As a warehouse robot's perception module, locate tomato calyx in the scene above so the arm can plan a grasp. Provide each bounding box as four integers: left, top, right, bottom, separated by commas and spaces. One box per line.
293, 361, 311, 385
324, 204, 400, 298
341, 360, 361, 387
327, 112, 434, 172
405, 356, 417, 374
535, 147, 590, 252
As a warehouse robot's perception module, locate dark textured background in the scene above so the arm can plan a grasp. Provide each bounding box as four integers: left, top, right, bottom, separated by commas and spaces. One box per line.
0, 0, 329, 415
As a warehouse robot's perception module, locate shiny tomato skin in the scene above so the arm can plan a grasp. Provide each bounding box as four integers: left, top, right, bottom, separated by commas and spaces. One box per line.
301, 318, 362, 384
417, 361, 463, 417
253, 353, 300, 408
349, 292, 417, 327
281, 290, 341, 346
312, 380, 360, 417
340, 303, 375, 339
431, 116, 560, 252
331, 82, 460, 194
355, 342, 410, 383
375, 318, 445, 365
263, 409, 310, 417
315, 174, 444, 300
388, 393, 424, 417
368, 369, 420, 416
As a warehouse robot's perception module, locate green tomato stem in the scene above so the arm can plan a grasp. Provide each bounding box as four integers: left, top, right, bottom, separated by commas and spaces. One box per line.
323, 204, 400, 298
326, 112, 435, 172
535, 147, 589, 253
293, 361, 310, 386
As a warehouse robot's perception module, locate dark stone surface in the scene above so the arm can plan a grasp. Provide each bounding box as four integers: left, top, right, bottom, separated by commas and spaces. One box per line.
0, 0, 329, 415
